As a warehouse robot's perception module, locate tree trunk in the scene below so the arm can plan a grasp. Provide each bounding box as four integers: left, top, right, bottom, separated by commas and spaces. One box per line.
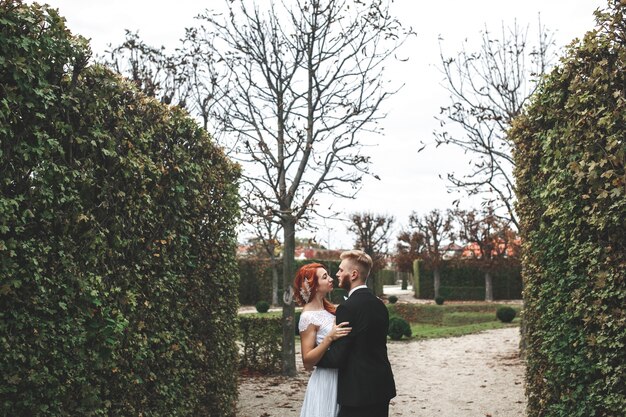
433, 268, 441, 299
271, 262, 279, 306
484, 271, 494, 301
400, 271, 408, 290
281, 218, 297, 376
366, 271, 376, 292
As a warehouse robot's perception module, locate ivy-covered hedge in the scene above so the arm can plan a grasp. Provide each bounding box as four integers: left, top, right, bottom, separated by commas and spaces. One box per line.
510, 3, 625, 416
0, 3, 240, 416
413, 259, 522, 300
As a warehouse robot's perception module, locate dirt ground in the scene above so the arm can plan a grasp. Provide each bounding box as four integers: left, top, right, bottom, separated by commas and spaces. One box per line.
237, 287, 526, 417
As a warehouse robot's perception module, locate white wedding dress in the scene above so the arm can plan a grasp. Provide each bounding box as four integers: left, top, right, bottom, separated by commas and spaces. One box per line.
298, 309, 340, 417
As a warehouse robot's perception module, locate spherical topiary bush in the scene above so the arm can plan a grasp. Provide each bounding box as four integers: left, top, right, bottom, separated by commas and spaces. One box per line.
496, 306, 516, 323
388, 295, 398, 304
435, 296, 445, 305
388, 317, 412, 340
255, 301, 270, 313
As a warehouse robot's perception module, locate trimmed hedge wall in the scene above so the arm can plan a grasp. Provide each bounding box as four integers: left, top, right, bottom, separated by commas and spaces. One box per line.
413, 259, 522, 300
510, 3, 625, 416
238, 258, 275, 305
238, 258, 341, 305
0, 3, 240, 416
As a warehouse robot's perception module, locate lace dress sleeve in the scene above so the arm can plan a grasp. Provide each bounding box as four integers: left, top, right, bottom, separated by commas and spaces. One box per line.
298, 312, 315, 333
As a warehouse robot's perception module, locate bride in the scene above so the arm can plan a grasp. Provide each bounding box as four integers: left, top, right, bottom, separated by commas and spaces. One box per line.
294, 263, 351, 417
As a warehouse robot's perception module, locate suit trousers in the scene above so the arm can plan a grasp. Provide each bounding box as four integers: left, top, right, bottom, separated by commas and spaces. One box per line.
338, 402, 390, 417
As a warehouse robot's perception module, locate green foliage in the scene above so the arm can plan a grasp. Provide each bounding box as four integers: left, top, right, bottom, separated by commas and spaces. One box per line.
238, 316, 282, 374
417, 259, 522, 300
329, 287, 348, 304
434, 296, 445, 305
410, 321, 516, 340
390, 303, 521, 326
387, 303, 519, 340
496, 307, 517, 323
255, 301, 270, 313
0, 3, 240, 416
238, 258, 274, 305
388, 295, 398, 304
510, 3, 626, 415
379, 269, 398, 286
388, 317, 412, 340
294, 310, 302, 335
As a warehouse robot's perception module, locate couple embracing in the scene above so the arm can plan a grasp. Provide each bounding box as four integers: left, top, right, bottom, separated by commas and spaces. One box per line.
293, 250, 396, 417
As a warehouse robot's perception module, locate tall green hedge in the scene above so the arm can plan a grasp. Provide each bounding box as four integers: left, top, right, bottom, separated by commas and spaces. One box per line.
0, 2, 240, 416
413, 259, 522, 300
511, 2, 625, 416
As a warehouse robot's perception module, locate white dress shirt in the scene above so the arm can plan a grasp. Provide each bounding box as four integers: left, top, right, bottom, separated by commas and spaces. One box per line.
348, 284, 368, 298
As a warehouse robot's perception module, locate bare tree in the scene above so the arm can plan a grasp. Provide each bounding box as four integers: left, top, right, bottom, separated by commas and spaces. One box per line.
454, 206, 517, 301
348, 212, 395, 295
191, 0, 411, 376
103, 31, 191, 107
395, 229, 425, 273
394, 229, 425, 291
429, 20, 556, 228
409, 209, 454, 298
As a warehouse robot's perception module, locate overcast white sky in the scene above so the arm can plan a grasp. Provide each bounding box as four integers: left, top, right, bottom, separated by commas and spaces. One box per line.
34, 0, 604, 248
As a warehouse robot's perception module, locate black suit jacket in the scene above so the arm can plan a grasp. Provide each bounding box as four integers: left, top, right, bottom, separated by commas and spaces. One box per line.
317, 287, 396, 407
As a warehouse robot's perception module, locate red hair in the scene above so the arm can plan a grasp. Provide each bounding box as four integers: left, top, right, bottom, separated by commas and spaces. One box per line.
293, 263, 336, 314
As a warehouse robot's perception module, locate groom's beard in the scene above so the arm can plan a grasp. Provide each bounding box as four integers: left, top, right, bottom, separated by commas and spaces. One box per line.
339, 278, 351, 291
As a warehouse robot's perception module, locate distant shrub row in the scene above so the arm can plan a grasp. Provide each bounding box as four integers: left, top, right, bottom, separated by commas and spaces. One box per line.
413, 259, 522, 300
238, 258, 341, 305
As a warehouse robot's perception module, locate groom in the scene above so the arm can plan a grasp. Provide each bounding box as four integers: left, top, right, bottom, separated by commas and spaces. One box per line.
316, 250, 396, 417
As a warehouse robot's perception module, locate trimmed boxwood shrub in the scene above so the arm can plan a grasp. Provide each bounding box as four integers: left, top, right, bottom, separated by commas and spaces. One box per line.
388, 317, 412, 340
0, 3, 240, 416
434, 296, 445, 305
255, 301, 270, 313
388, 295, 398, 304
496, 307, 516, 323
510, 3, 626, 415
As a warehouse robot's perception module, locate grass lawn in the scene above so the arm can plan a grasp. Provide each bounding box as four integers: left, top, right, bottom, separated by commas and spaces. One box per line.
389, 302, 521, 341
408, 318, 519, 341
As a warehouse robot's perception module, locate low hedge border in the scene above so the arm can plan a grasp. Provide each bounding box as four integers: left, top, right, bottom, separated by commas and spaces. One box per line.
389, 303, 521, 326
238, 316, 282, 374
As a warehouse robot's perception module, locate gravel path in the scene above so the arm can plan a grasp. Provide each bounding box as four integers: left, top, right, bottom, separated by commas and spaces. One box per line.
236, 327, 526, 417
